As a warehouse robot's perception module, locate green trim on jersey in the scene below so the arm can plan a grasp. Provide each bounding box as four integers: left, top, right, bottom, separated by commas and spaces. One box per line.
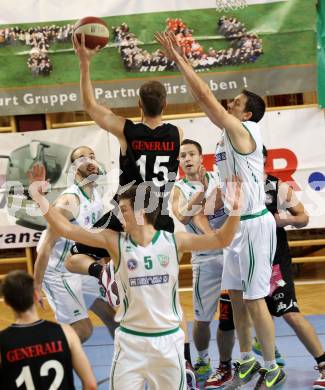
182, 178, 196, 190
177, 348, 185, 390
129, 230, 161, 247
119, 325, 180, 337
226, 123, 257, 156
74, 182, 92, 202
194, 266, 204, 311
110, 348, 121, 390
172, 233, 180, 264
120, 279, 129, 323
62, 278, 82, 307
115, 233, 122, 273
247, 235, 256, 290
55, 240, 70, 271
270, 229, 275, 266
151, 230, 161, 245
240, 208, 268, 221
172, 282, 181, 320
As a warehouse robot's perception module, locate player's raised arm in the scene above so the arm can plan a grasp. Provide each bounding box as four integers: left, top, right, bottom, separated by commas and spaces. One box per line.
155, 32, 254, 154
30, 182, 120, 264
73, 33, 126, 145
175, 176, 241, 255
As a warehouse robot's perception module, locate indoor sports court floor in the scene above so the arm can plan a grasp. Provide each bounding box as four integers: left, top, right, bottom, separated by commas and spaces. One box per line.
1, 266, 324, 389
75, 277, 325, 390
78, 314, 325, 389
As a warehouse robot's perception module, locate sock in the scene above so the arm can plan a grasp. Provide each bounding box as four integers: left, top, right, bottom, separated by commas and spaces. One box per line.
264, 360, 277, 370
316, 353, 325, 365
220, 359, 232, 367
88, 262, 103, 279
184, 343, 192, 365
240, 351, 253, 361
198, 348, 209, 363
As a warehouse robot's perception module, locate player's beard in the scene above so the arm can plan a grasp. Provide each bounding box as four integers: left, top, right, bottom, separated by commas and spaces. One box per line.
77, 168, 100, 185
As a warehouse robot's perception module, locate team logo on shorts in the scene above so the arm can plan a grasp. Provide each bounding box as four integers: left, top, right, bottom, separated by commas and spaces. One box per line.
127, 259, 138, 270
157, 254, 169, 267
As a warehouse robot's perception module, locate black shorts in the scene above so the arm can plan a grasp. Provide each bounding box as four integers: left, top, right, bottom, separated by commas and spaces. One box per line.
265, 253, 300, 317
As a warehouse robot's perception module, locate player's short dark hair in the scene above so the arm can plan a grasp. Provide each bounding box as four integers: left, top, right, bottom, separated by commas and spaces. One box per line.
139, 81, 167, 117
119, 185, 159, 226
242, 89, 266, 123
70, 146, 94, 163
181, 139, 203, 155
2, 271, 34, 312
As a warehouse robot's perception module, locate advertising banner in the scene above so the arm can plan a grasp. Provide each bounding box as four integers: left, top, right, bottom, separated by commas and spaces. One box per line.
0, 0, 316, 115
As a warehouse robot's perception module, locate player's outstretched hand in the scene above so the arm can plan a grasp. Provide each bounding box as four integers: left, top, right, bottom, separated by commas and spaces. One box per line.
225, 175, 242, 214
198, 165, 208, 191
28, 169, 50, 214
155, 31, 187, 63
72, 32, 101, 63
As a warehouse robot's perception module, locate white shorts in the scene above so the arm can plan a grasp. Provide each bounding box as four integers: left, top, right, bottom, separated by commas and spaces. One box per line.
192, 254, 223, 322
43, 271, 103, 324
110, 327, 186, 390
221, 210, 276, 300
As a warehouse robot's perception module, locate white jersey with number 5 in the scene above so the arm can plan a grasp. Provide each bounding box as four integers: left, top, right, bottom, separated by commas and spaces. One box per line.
115, 230, 182, 335
215, 121, 265, 215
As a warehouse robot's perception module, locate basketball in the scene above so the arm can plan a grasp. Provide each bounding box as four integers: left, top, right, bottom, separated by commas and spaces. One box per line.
73, 16, 109, 49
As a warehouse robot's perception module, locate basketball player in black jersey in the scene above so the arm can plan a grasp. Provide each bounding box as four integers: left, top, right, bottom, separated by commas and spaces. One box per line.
0, 270, 96, 390
69, 34, 196, 387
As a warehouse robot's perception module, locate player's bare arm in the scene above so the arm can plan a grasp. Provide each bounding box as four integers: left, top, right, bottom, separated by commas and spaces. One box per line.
171, 185, 205, 225
175, 176, 242, 256
276, 180, 309, 228
73, 33, 127, 151
30, 184, 120, 267
61, 324, 97, 390
155, 32, 254, 153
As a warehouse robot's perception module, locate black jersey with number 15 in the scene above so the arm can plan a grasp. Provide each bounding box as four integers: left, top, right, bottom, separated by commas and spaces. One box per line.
120, 120, 180, 197
0, 320, 75, 389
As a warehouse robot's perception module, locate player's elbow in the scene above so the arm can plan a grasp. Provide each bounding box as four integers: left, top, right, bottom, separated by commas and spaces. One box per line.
298, 213, 309, 228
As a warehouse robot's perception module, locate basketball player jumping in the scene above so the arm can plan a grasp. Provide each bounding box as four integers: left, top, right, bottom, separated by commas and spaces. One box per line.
155, 31, 286, 389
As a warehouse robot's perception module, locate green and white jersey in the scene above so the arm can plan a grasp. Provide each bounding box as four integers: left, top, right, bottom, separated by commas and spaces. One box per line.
115, 230, 182, 335
174, 171, 227, 260
39, 183, 104, 273
215, 121, 266, 215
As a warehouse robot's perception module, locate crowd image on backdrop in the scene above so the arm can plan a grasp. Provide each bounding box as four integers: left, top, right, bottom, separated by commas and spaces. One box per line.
0, 24, 73, 77
114, 16, 263, 72
0, 16, 262, 77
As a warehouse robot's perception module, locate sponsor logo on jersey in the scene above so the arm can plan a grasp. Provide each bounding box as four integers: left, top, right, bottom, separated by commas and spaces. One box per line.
157, 254, 169, 267
129, 274, 169, 287
127, 259, 138, 271
215, 152, 226, 163
131, 140, 175, 151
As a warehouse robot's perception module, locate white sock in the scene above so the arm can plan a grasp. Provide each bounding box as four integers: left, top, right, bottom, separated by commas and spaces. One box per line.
198, 348, 209, 363
240, 351, 254, 361
264, 360, 277, 369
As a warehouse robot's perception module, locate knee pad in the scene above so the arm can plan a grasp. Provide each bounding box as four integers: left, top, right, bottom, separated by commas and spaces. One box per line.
218, 292, 235, 331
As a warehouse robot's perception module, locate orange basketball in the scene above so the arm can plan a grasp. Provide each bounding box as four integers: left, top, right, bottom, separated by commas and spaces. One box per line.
74, 16, 109, 49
